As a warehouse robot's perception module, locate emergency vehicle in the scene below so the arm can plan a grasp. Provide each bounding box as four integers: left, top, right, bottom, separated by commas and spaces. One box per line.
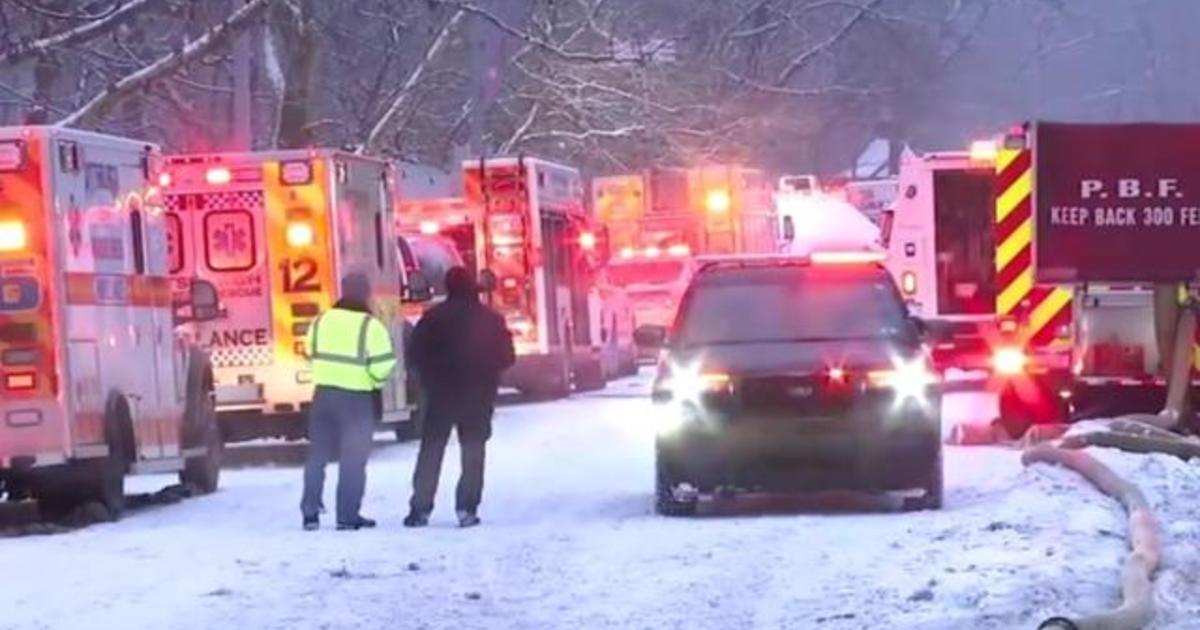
889, 127, 1200, 435
394, 197, 477, 322
884, 144, 1010, 375
594, 166, 777, 358
159, 150, 415, 442
464, 156, 634, 397
0, 127, 221, 518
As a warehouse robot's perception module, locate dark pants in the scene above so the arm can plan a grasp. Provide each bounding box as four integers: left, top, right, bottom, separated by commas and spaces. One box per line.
301, 386, 374, 524
409, 422, 487, 515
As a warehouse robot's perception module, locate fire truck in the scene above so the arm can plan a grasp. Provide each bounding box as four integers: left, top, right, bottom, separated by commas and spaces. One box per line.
159, 150, 416, 442
464, 156, 634, 397
0, 127, 221, 519
890, 127, 1200, 437
595, 166, 777, 357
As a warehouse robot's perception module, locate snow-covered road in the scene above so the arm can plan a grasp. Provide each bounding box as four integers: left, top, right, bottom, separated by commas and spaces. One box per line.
2, 375, 1197, 630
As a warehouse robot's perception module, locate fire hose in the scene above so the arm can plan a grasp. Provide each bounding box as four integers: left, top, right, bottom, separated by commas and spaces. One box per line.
1023, 444, 1161, 630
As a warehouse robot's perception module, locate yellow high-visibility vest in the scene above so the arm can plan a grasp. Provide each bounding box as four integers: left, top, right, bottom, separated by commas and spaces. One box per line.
305, 308, 397, 392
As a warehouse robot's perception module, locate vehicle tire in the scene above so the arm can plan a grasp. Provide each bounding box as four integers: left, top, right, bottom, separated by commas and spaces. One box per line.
902, 445, 943, 512
180, 352, 221, 494
654, 449, 697, 517
574, 358, 606, 392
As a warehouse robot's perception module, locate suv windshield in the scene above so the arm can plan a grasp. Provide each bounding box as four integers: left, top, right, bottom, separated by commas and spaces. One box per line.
674, 266, 909, 346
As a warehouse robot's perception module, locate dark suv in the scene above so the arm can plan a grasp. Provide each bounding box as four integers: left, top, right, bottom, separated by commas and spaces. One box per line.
649, 255, 943, 515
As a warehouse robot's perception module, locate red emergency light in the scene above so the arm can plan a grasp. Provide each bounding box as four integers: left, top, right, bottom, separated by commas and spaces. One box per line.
4, 372, 36, 391
158, 172, 172, 188
667, 244, 691, 257
579, 231, 597, 251
704, 189, 731, 214
419, 220, 440, 235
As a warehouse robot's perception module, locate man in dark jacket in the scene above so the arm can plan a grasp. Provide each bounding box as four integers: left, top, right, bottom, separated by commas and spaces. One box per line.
405, 267, 515, 528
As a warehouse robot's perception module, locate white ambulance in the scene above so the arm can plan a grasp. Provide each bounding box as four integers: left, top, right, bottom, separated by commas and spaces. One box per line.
0, 126, 221, 519
160, 150, 416, 442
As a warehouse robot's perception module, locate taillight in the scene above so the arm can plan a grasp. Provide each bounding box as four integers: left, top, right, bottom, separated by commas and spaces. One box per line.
827, 366, 846, 384
992, 347, 1027, 376
866, 358, 937, 403
0, 220, 27, 252
420, 220, 440, 235
579, 231, 597, 250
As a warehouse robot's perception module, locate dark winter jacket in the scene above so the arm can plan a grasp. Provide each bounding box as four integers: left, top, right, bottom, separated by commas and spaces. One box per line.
410, 270, 515, 441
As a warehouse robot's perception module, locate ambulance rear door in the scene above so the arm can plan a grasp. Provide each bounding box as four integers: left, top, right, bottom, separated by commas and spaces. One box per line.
164, 161, 273, 408
329, 156, 408, 419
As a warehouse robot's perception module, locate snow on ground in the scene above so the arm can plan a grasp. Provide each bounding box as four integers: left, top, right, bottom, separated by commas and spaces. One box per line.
1, 374, 1197, 630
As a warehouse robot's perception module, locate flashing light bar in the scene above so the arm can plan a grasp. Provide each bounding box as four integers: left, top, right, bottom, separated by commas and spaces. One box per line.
206, 167, 233, 185
619, 247, 635, 259
667, 244, 691, 257
810, 250, 886, 265
280, 161, 313, 185
419, 220, 440, 235
644, 246, 662, 258
0, 220, 27, 252
992, 347, 1027, 376
969, 140, 998, 163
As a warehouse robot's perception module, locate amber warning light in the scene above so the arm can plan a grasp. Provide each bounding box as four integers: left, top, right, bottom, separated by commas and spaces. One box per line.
0, 220, 27, 252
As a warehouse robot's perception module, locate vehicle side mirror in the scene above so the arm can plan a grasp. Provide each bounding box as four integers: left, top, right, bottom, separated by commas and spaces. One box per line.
782, 216, 796, 243
175, 279, 223, 325
634, 324, 668, 350
407, 272, 434, 303
910, 316, 928, 338
479, 269, 498, 292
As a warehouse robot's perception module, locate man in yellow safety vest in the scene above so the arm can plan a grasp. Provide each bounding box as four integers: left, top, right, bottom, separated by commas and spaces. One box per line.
300, 272, 396, 531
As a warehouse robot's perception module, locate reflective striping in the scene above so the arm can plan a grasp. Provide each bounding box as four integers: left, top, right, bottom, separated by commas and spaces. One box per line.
994, 146, 1023, 174
356, 315, 370, 359
995, 170, 1032, 224
993, 147, 1073, 348
997, 267, 1034, 315
995, 216, 1033, 272
310, 351, 369, 366
367, 352, 395, 364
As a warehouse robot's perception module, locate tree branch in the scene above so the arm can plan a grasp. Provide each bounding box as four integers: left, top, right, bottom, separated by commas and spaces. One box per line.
55, 0, 272, 129
776, 0, 884, 86
0, 0, 168, 68
360, 9, 465, 154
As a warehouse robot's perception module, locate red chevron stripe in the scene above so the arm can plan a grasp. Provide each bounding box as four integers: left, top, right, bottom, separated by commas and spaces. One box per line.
1029, 300, 1072, 347
996, 244, 1032, 289
995, 195, 1031, 244
994, 150, 1031, 196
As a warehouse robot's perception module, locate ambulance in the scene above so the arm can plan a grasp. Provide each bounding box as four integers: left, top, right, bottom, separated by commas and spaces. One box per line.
0, 126, 221, 519
465, 156, 633, 397
159, 150, 416, 442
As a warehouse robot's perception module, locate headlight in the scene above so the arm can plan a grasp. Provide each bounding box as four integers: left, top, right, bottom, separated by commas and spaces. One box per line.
868, 357, 937, 407
652, 360, 730, 404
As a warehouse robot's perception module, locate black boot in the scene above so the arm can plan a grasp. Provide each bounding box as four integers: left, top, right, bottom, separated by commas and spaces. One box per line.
403, 511, 430, 528
336, 516, 377, 531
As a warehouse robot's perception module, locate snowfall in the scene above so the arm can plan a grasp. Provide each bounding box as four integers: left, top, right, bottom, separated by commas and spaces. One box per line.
2, 373, 1199, 630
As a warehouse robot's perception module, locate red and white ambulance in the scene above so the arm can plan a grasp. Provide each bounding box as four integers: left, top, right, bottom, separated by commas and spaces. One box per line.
0, 126, 221, 518
159, 150, 416, 442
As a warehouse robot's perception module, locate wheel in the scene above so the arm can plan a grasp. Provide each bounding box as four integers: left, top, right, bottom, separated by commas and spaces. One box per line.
902, 446, 943, 512
39, 397, 131, 521
180, 353, 221, 494
654, 447, 697, 517
574, 358, 606, 392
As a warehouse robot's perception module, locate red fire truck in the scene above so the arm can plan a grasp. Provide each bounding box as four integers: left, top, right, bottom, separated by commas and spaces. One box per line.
595, 166, 777, 355
464, 157, 634, 397
0, 127, 221, 518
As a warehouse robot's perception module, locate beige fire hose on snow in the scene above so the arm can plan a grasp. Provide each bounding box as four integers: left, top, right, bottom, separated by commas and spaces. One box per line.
1023, 445, 1161, 630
